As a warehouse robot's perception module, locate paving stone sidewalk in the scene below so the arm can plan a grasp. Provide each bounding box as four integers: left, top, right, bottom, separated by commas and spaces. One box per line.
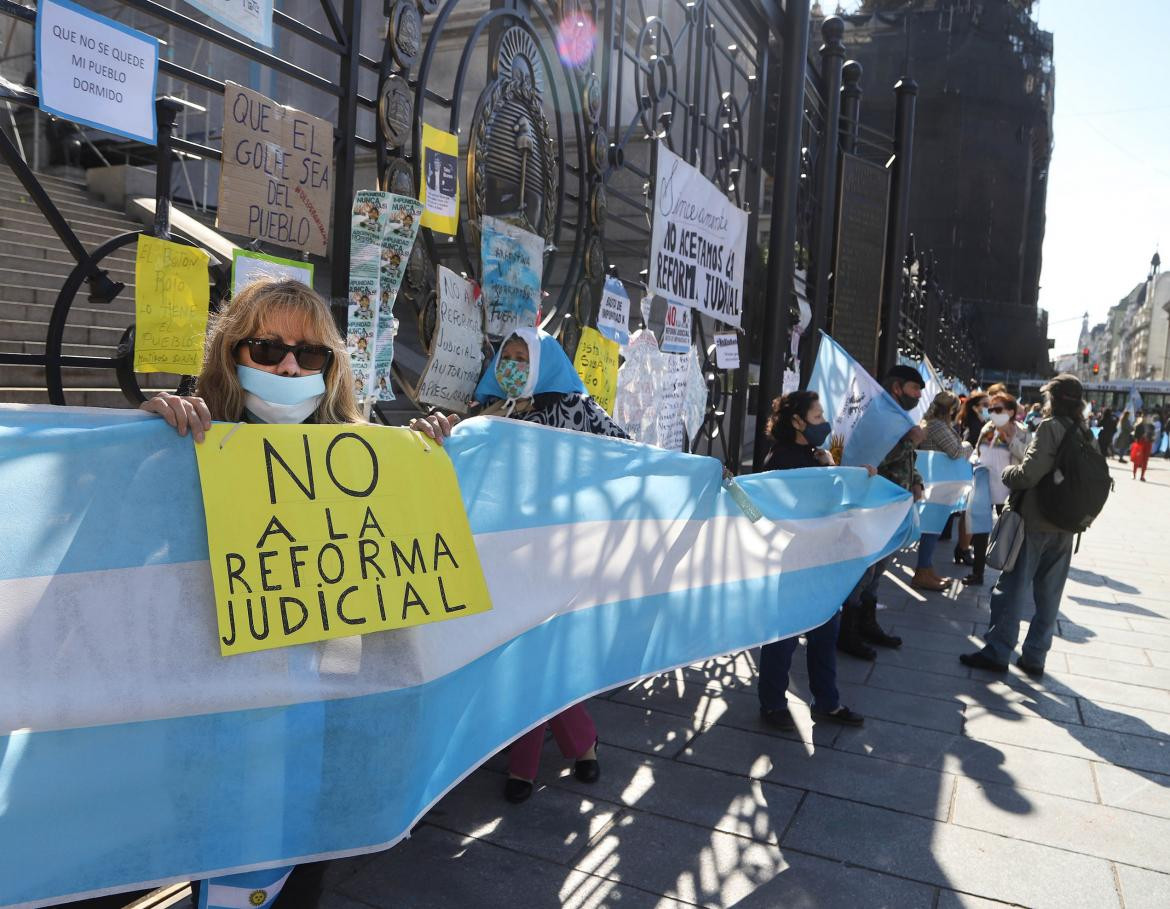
323, 457, 1170, 909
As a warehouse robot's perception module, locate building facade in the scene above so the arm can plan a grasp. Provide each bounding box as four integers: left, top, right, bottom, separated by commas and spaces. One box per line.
1077, 253, 1170, 385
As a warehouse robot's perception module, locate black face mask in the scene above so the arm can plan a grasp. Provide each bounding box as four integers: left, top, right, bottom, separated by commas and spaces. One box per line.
895, 389, 919, 411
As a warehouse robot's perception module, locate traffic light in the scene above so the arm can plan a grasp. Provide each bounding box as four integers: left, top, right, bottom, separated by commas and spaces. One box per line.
1092, 362, 1100, 375
1082, 347, 1090, 364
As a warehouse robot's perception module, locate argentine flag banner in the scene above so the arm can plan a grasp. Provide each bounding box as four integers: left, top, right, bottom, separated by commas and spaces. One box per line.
198, 867, 293, 909
915, 451, 974, 535
0, 405, 915, 907
807, 332, 916, 468
908, 355, 943, 424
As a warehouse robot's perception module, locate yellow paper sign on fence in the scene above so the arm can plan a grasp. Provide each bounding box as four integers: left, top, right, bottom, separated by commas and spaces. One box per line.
573, 325, 620, 415
195, 423, 492, 656
134, 234, 210, 374
419, 122, 460, 235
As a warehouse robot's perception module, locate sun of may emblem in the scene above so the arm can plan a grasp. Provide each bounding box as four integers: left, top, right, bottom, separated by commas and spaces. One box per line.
249, 890, 268, 907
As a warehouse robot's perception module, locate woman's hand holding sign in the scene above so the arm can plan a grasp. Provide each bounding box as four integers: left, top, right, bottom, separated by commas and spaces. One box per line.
142, 392, 212, 443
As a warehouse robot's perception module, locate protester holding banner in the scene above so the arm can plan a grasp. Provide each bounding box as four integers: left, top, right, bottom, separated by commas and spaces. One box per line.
472, 327, 628, 438
472, 327, 619, 803
913, 392, 972, 592
964, 392, 1030, 586
756, 391, 866, 729
845, 364, 928, 656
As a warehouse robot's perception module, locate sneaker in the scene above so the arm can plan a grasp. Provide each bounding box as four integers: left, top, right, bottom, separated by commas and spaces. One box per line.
1016, 656, 1045, 679
811, 705, 865, 726
759, 706, 797, 731
959, 651, 1009, 672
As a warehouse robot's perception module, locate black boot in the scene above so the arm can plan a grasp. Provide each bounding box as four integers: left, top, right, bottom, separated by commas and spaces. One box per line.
837, 603, 877, 660
858, 599, 902, 648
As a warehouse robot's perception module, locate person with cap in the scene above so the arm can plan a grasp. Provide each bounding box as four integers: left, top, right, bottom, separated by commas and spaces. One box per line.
960, 374, 1094, 678
839, 364, 925, 659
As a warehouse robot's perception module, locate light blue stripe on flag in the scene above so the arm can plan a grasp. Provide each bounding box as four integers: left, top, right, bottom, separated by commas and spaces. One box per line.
916, 451, 973, 535
807, 332, 916, 468
199, 867, 292, 909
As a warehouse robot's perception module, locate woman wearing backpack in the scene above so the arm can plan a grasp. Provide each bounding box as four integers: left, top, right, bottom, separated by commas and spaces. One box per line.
959, 374, 1097, 679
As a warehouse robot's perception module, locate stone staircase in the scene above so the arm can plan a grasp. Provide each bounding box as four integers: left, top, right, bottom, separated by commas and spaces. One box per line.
0, 168, 186, 407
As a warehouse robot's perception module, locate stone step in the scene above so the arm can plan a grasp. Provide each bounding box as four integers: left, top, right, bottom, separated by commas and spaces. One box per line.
5, 317, 126, 348
0, 213, 145, 244
0, 170, 89, 194
0, 299, 138, 330
0, 387, 136, 408
0, 199, 143, 234
0, 234, 138, 269
0, 362, 180, 388
0, 268, 142, 294
0, 338, 113, 358
0, 253, 137, 282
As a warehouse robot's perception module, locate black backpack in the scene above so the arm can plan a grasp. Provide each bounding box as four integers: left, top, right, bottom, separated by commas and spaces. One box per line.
1035, 417, 1113, 534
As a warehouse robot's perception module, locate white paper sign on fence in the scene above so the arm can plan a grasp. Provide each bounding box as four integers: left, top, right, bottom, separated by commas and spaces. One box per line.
231, 249, 314, 295
179, 0, 273, 46
648, 142, 748, 327
416, 267, 486, 412
714, 332, 739, 370
661, 300, 692, 354
37, 0, 158, 145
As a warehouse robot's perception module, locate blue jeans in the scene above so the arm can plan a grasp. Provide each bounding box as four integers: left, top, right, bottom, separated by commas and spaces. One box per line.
916, 533, 940, 570
758, 613, 841, 713
980, 530, 1074, 666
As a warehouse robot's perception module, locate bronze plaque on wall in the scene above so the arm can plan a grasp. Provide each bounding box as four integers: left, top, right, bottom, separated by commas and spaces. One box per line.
832, 153, 890, 375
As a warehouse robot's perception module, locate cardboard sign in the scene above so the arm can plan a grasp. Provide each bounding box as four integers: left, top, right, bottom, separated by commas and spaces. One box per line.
661, 300, 692, 354
420, 123, 459, 235
347, 191, 422, 402
36, 0, 158, 145
180, 0, 273, 46
231, 248, 314, 295
480, 215, 543, 338
714, 332, 739, 370
133, 234, 209, 374
573, 326, 620, 415
194, 423, 493, 656
416, 266, 485, 412
218, 83, 333, 256
648, 143, 748, 327
596, 276, 630, 346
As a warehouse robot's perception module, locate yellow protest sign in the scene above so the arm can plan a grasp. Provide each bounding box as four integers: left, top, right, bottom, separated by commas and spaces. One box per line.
194, 423, 492, 656
419, 122, 459, 235
134, 234, 210, 374
573, 325, 620, 414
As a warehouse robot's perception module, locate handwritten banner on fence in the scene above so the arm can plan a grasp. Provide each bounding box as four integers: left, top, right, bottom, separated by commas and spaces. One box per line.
480, 215, 543, 338
416, 266, 485, 412
133, 234, 209, 374
573, 326, 619, 414
218, 82, 333, 256
194, 423, 492, 656
36, 0, 159, 144
648, 142, 748, 327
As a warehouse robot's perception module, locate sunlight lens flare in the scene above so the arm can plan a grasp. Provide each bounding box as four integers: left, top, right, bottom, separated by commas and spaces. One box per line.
556, 13, 596, 68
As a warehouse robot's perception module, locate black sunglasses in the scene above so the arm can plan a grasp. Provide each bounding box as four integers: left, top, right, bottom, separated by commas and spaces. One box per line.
237, 338, 332, 371
989, 405, 1009, 414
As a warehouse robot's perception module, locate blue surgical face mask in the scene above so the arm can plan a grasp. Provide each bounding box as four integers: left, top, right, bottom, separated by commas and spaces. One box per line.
237, 364, 326, 405
803, 419, 832, 448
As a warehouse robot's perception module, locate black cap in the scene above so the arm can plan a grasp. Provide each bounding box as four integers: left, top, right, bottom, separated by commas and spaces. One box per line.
885, 364, 924, 386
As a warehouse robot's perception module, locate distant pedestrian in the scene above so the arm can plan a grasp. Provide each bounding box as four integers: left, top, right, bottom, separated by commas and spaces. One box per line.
960, 375, 1100, 678
1131, 417, 1154, 481
1115, 410, 1133, 462
1097, 407, 1117, 458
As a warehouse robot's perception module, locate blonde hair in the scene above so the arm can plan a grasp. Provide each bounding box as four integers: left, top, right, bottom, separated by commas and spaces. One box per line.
196, 280, 362, 424
922, 390, 960, 423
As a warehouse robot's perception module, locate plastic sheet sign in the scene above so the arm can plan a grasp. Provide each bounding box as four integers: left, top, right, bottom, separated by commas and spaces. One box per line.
36, 0, 158, 145
416, 266, 486, 412
231, 248, 314, 295
217, 82, 333, 256
179, 0, 273, 46
420, 123, 460, 235
133, 235, 209, 374
573, 326, 620, 414
648, 142, 748, 327
596, 276, 630, 346
480, 215, 543, 337
195, 424, 492, 656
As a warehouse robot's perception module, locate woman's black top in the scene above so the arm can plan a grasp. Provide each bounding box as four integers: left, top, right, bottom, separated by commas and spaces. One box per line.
962, 412, 985, 447
763, 439, 820, 471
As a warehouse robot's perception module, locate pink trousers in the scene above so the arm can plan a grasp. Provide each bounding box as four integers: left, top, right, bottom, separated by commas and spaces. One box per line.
507, 703, 597, 780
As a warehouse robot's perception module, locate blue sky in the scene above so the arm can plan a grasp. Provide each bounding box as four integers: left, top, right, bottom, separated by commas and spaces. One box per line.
828, 0, 1170, 358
